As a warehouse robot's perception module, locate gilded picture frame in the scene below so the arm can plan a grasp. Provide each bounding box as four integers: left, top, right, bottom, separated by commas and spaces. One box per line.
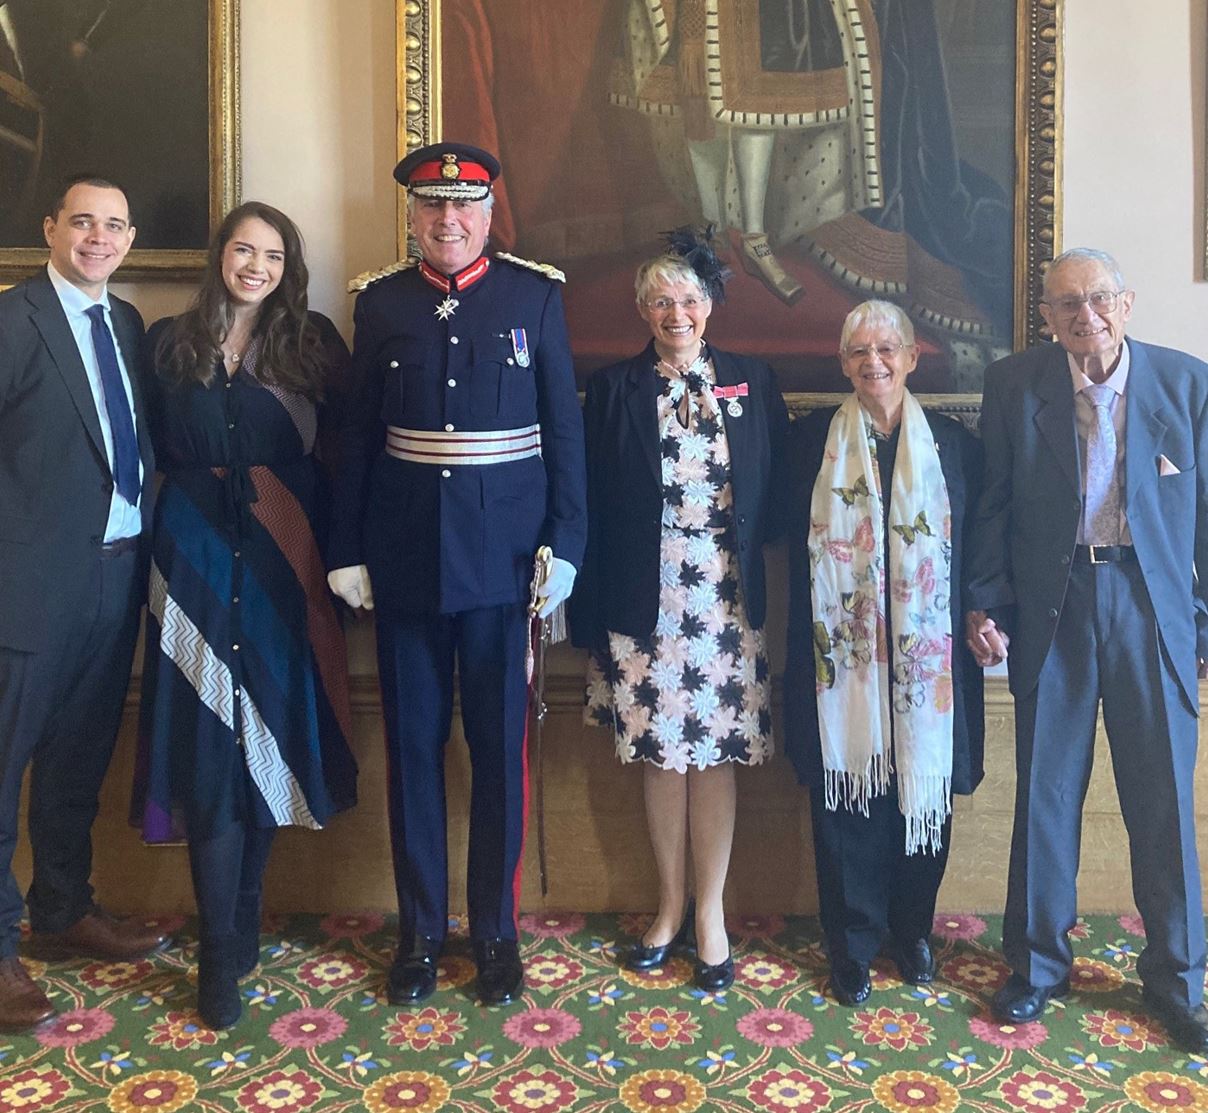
0, 0, 240, 283
394, 0, 1062, 403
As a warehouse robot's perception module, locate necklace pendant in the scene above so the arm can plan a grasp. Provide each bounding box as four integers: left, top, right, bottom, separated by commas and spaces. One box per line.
434, 296, 459, 321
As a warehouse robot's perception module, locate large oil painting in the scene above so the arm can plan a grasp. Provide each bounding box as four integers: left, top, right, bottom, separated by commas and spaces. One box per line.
397, 0, 1061, 394
0, 0, 239, 281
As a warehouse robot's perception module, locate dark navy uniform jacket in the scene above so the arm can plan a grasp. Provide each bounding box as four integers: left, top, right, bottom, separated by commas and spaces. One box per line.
329, 254, 587, 615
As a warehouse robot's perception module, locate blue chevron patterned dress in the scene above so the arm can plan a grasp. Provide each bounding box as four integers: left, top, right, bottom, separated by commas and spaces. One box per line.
133, 313, 357, 841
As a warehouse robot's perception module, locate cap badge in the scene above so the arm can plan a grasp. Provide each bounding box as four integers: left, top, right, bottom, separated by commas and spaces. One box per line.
440, 153, 460, 180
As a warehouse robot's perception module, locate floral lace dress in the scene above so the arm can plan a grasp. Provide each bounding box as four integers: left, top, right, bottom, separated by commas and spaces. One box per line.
584, 358, 773, 770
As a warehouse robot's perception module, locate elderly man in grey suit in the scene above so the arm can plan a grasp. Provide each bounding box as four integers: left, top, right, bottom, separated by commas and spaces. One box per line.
966, 247, 1208, 1052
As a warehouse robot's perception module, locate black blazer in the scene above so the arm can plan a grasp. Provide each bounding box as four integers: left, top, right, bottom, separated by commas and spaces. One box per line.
569, 343, 789, 649
781, 405, 985, 795
0, 267, 153, 652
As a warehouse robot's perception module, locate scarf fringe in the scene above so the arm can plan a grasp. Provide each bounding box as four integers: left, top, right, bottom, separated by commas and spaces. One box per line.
823, 751, 892, 817
898, 771, 952, 856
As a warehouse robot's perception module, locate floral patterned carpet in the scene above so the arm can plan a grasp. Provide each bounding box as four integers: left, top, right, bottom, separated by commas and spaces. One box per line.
1, 910, 1206, 1113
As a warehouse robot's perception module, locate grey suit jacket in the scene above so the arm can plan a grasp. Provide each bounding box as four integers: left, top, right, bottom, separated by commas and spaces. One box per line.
967, 338, 1208, 707
0, 266, 153, 652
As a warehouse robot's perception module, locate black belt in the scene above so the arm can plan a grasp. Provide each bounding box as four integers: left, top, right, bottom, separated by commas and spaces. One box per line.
100, 535, 140, 558
1073, 544, 1136, 565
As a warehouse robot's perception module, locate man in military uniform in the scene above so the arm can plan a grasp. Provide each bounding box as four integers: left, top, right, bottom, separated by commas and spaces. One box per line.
329, 143, 587, 1006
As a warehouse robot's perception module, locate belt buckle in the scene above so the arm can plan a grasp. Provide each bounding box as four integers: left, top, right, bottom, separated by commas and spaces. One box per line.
1087, 544, 1107, 565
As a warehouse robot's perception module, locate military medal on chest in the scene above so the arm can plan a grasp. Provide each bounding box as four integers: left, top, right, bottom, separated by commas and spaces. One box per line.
713, 382, 749, 417
434, 296, 459, 321
510, 328, 530, 367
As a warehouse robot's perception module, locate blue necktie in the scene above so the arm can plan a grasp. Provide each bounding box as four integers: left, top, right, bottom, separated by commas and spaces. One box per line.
85, 303, 140, 505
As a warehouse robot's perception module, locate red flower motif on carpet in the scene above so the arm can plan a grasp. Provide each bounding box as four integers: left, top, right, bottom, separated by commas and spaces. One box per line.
931, 914, 986, 942
362, 1072, 451, 1112
107, 1070, 198, 1112
968, 1013, 1049, 1050
736, 1007, 813, 1047
1080, 1008, 1160, 1051
619, 1069, 707, 1112
998, 1069, 1086, 1113
1124, 1071, 1208, 1111
34, 1007, 114, 1047
0, 1067, 71, 1112
503, 1007, 581, 1048
319, 912, 385, 938
726, 913, 786, 939
872, 1070, 961, 1112
490, 1069, 578, 1113
736, 953, 798, 990
747, 1067, 832, 1112
146, 1010, 218, 1050
436, 954, 476, 990
519, 912, 587, 938
620, 1005, 700, 1049
619, 956, 693, 989
525, 951, 585, 989
383, 1006, 464, 1050
851, 1006, 933, 1051
268, 1007, 348, 1048
79, 959, 152, 990
1117, 913, 1146, 937
236, 1069, 323, 1113
297, 952, 367, 990
940, 954, 1009, 993
1069, 957, 1123, 993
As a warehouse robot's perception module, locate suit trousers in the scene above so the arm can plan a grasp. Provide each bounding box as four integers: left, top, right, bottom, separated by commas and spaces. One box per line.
0, 545, 141, 956
809, 782, 951, 966
375, 603, 530, 944
1006, 559, 1205, 1006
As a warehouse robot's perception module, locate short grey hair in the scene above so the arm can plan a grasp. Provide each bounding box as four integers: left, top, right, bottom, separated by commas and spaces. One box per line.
634, 255, 708, 306
839, 299, 915, 353
1043, 247, 1126, 299
405, 191, 496, 218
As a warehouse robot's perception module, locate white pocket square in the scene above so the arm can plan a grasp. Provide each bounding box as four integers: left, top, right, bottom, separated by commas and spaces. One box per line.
1159, 454, 1181, 476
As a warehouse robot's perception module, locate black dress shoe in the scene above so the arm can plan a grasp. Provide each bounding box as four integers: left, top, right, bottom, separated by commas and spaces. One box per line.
828, 959, 871, 1006
991, 972, 1070, 1022
1141, 988, 1208, 1053
386, 935, 443, 1006
694, 953, 734, 992
474, 938, 524, 1006
891, 938, 936, 985
624, 900, 695, 972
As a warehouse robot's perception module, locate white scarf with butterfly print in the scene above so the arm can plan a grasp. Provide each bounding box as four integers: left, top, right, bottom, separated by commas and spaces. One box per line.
808, 392, 954, 854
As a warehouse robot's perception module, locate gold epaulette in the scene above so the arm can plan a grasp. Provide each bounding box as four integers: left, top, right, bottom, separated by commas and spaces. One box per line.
347, 257, 420, 293
494, 251, 566, 284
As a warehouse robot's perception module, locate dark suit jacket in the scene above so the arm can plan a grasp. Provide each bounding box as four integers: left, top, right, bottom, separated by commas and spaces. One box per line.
966, 338, 1208, 708
0, 266, 152, 652
781, 405, 986, 794
569, 343, 789, 649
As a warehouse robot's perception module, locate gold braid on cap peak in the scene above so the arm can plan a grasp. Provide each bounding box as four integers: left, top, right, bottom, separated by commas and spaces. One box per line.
494, 251, 566, 284
347, 257, 420, 293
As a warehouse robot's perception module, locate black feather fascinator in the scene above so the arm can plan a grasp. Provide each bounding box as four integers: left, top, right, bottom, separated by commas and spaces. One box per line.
661, 224, 731, 304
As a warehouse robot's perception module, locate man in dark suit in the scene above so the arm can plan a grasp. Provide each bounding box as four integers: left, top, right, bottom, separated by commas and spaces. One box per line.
328, 143, 587, 1007
0, 176, 168, 1031
967, 247, 1208, 1052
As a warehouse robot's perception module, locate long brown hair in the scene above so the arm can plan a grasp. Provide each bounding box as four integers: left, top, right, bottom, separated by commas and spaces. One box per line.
156, 202, 325, 398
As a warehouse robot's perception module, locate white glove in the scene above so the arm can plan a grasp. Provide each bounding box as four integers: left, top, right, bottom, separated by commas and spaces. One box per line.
327, 565, 375, 610
535, 555, 576, 618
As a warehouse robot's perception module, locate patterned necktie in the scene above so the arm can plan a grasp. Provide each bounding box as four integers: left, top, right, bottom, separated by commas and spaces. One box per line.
1082, 383, 1119, 545
85, 303, 140, 505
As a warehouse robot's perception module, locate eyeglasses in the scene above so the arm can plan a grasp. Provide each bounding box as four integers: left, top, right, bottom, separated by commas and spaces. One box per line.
645, 295, 710, 312
843, 342, 908, 362
1042, 290, 1126, 317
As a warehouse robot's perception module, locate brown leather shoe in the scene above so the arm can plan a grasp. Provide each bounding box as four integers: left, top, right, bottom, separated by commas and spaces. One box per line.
32, 908, 171, 961
0, 957, 55, 1031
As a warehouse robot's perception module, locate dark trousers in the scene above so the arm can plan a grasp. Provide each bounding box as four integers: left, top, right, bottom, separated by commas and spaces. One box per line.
376, 603, 530, 943
1007, 561, 1205, 1006
187, 820, 275, 943
809, 782, 951, 967
0, 546, 141, 957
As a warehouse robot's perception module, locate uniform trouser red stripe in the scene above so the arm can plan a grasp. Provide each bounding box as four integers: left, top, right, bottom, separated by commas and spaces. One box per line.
375, 603, 529, 942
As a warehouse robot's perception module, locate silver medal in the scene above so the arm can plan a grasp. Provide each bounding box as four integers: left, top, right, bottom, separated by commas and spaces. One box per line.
728, 399, 743, 417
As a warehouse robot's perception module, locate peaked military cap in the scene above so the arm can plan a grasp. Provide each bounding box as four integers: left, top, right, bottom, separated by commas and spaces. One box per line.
394, 142, 501, 201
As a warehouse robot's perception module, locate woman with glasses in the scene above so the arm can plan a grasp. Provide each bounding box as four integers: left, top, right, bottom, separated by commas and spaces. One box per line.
134, 202, 358, 1029
782, 299, 985, 1006
570, 229, 788, 992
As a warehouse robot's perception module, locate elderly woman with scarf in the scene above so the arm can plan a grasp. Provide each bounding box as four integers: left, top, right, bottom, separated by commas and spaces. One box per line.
571, 229, 788, 992
782, 299, 984, 1006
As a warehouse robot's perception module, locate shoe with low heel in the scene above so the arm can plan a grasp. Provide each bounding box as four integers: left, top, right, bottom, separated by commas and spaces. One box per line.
625, 900, 695, 972
694, 953, 735, 992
